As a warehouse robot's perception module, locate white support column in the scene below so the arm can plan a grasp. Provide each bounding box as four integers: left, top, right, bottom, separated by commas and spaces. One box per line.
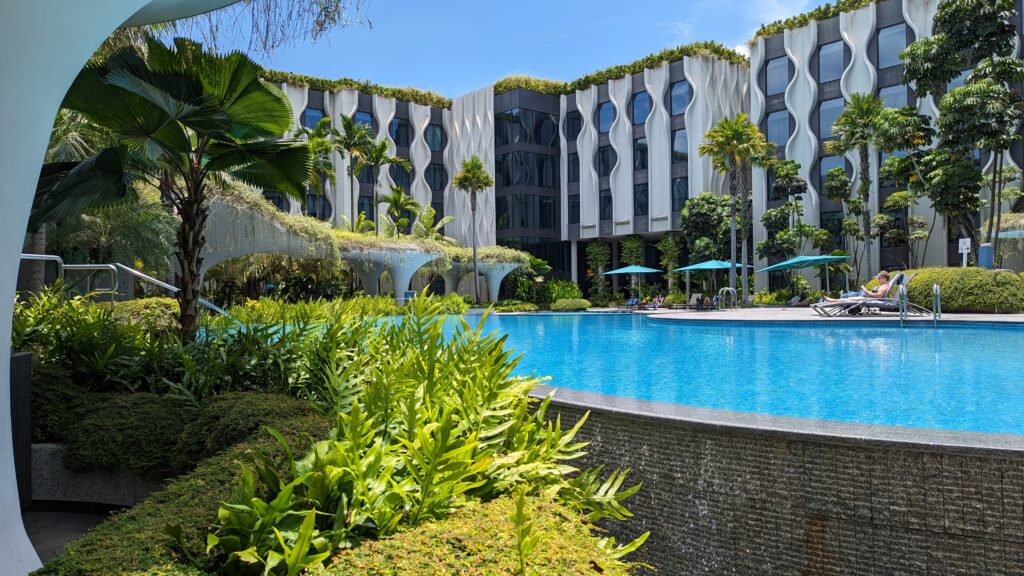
644, 63, 672, 233
784, 25, 820, 228
576, 86, 600, 239
570, 240, 579, 283
328, 89, 359, 226
608, 76, 633, 236
372, 95, 397, 220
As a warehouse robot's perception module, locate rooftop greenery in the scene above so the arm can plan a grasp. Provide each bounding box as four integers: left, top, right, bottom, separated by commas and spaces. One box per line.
261, 69, 452, 109
753, 0, 879, 40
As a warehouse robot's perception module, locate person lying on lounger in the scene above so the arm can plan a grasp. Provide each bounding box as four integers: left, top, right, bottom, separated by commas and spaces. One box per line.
822, 271, 890, 302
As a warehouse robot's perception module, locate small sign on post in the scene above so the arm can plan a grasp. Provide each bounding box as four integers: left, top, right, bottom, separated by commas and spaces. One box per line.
958, 238, 971, 268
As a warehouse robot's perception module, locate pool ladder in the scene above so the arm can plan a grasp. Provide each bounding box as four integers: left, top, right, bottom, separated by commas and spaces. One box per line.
718, 287, 738, 310
896, 283, 941, 328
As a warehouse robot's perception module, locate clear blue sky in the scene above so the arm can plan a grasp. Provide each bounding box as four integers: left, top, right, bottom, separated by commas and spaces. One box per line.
223, 0, 831, 97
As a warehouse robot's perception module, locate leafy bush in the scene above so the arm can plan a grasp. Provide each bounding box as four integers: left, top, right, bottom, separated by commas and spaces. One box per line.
754, 0, 877, 39
62, 393, 196, 478
551, 298, 592, 311
260, 69, 452, 108
30, 360, 83, 442
423, 292, 470, 314
112, 297, 180, 336
492, 299, 540, 313
173, 392, 313, 471
547, 279, 583, 301
894, 267, 1024, 313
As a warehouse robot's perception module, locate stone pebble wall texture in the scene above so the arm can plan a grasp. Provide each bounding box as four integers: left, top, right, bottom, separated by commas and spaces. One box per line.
550, 402, 1024, 575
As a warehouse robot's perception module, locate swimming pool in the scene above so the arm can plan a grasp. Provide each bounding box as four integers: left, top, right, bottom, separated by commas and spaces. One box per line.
471, 313, 1024, 435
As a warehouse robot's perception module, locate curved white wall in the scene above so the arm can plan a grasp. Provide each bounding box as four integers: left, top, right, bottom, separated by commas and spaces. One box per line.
575, 86, 600, 238
444, 85, 495, 246
645, 63, 672, 233
408, 102, 433, 208
608, 76, 633, 235
750, 37, 770, 286
280, 84, 308, 215
784, 25, 820, 227
327, 89, 359, 226
559, 95, 570, 240
683, 55, 750, 197
372, 95, 398, 217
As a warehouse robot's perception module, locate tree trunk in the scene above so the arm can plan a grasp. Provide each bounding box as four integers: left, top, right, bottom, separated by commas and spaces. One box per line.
175, 179, 207, 343
471, 192, 479, 303
372, 166, 380, 236
859, 145, 872, 278
739, 164, 751, 300
22, 225, 47, 293
993, 152, 1005, 265
728, 165, 737, 291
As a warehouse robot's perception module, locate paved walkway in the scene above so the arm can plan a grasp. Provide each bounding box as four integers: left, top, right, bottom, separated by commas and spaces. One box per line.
634, 306, 1024, 323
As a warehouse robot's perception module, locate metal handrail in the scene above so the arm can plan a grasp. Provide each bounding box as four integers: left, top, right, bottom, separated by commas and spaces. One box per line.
718, 287, 738, 310
898, 284, 908, 327
110, 263, 235, 322
932, 283, 942, 326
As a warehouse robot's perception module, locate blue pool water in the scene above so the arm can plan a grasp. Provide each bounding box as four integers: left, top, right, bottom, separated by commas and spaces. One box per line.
467, 313, 1024, 435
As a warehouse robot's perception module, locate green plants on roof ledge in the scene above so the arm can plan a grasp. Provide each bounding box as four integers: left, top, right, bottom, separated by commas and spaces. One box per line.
753, 0, 879, 40
261, 69, 452, 109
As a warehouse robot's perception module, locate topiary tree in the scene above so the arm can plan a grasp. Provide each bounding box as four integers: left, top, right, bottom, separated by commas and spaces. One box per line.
584, 241, 611, 303
655, 233, 683, 291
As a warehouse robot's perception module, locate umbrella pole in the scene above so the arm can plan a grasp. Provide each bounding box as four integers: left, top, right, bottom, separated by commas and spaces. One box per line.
686, 271, 691, 306
825, 266, 830, 295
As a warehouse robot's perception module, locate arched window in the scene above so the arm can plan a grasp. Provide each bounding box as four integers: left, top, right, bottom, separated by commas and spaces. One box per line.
596, 101, 615, 134
670, 81, 692, 115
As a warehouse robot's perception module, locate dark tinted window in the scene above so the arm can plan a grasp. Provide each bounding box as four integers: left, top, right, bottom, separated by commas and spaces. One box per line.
390, 163, 410, 189
496, 196, 510, 230
353, 111, 374, 133
818, 98, 844, 139
634, 183, 649, 216
358, 195, 373, 220
632, 91, 652, 124
568, 152, 580, 182
426, 124, 444, 152
672, 129, 688, 163
599, 189, 612, 220
263, 191, 287, 212
879, 85, 908, 109
569, 194, 580, 224
304, 192, 330, 220
877, 24, 907, 69
819, 155, 845, 189
565, 111, 583, 141
672, 177, 688, 212
820, 210, 845, 249
634, 138, 648, 171
431, 201, 444, 222
597, 146, 616, 177
389, 118, 410, 147
670, 81, 692, 115
357, 165, 374, 184
766, 57, 789, 96
597, 101, 615, 133
302, 108, 324, 129
425, 163, 447, 192
819, 41, 844, 83
766, 111, 790, 147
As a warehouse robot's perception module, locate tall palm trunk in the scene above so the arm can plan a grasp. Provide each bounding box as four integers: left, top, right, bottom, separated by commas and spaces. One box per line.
175, 177, 207, 343
859, 144, 872, 278
23, 226, 47, 293
471, 192, 479, 302
739, 165, 751, 300
372, 166, 380, 236
728, 164, 737, 291
993, 152, 1005, 266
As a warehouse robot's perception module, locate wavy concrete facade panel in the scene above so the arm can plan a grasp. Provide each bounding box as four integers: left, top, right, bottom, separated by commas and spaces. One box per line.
903, 0, 941, 122
327, 89, 359, 226
784, 25, 820, 227
576, 85, 600, 238
750, 37, 770, 278
373, 94, 398, 217
281, 84, 308, 215
408, 102, 433, 208
608, 76, 634, 235
444, 85, 495, 246
559, 95, 570, 240
684, 56, 749, 196
645, 63, 672, 233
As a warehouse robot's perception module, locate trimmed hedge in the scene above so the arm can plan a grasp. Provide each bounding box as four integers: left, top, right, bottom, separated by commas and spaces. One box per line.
754, 0, 878, 39
112, 297, 180, 336
900, 267, 1024, 313
319, 495, 633, 576
492, 299, 540, 313
550, 298, 592, 312
261, 69, 452, 108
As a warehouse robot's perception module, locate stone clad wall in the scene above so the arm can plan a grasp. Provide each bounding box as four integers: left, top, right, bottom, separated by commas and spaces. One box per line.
549, 401, 1024, 575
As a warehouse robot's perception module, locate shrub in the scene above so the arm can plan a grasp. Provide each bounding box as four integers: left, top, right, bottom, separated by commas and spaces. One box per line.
662, 291, 686, 307
492, 299, 540, 312
173, 392, 313, 471
30, 360, 83, 442
896, 267, 1024, 313
547, 279, 583, 301
414, 293, 469, 314
112, 297, 180, 336
551, 298, 592, 311
62, 393, 196, 478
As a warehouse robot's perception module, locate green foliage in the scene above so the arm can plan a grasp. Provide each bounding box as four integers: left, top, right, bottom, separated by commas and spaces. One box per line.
260, 69, 452, 109
619, 236, 645, 266
493, 75, 571, 96
754, 0, 879, 39
655, 233, 683, 289
679, 192, 731, 262
112, 297, 181, 336
492, 300, 540, 313
585, 241, 612, 303
30, 360, 84, 442
898, 267, 1024, 313
62, 392, 195, 478
512, 488, 541, 575
547, 279, 583, 301
550, 299, 592, 312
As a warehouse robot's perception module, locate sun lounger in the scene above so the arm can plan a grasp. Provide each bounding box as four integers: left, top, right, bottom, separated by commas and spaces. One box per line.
811, 273, 929, 317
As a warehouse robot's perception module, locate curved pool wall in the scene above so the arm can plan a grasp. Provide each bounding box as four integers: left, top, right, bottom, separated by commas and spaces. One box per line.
537, 385, 1024, 575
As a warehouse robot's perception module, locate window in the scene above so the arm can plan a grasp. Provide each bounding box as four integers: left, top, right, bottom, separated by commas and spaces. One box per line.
672, 129, 688, 163
565, 111, 583, 141
389, 118, 410, 147
539, 196, 555, 230
426, 124, 444, 152
671, 177, 688, 211
568, 152, 580, 183
766, 111, 790, 147
304, 192, 330, 220
632, 91, 651, 124
599, 189, 612, 221
634, 138, 648, 171
357, 195, 373, 220
357, 165, 374, 184
535, 112, 558, 146
877, 24, 907, 69
425, 163, 447, 192
818, 41, 844, 83
431, 201, 444, 222
818, 98, 844, 139
597, 146, 616, 177
879, 85, 908, 109
390, 163, 410, 189
263, 191, 287, 212
536, 153, 556, 188
820, 210, 845, 250
766, 57, 789, 96
569, 194, 580, 224
302, 108, 324, 129
670, 81, 692, 115
819, 155, 845, 191
353, 111, 374, 132
597, 101, 615, 133
496, 197, 510, 230
634, 183, 649, 216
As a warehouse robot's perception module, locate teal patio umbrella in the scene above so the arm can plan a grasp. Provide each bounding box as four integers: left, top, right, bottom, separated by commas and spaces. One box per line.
603, 265, 662, 297
674, 260, 750, 304
755, 254, 849, 295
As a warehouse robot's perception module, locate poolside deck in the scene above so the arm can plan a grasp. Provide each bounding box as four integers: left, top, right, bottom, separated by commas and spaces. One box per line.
598, 306, 1024, 323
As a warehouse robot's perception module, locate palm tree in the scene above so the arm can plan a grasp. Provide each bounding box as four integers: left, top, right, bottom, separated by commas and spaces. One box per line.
452, 156, 494, 302
380, 185, 421, 235
353, 139, 410, 234
336, 114, 373, 222
824, 93, 884, 280
41, 38, 310, 341
340, 211, 376, 234
295, 116, 341, 196
698, 114, 774, 296
411, 204, 456, 243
